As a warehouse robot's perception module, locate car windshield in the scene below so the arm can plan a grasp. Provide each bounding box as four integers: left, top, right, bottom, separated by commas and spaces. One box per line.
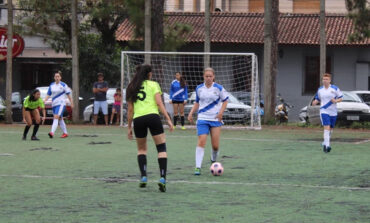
342, 92, 362, 102
107, 89, 116, 101
38, 88, 48, 99
357, 93, 370, 103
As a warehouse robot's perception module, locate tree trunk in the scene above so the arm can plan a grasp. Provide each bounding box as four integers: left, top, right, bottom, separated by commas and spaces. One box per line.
263, 0, 279, 124
144, 0, 151, 64
204, 0, 211, 68
71, 0, 80, 123
151, 0, 164, 51
5, 0, 13, 124
320, 0, 326, 79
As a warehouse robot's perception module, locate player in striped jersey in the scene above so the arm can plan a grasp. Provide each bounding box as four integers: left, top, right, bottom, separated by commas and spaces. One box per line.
311, 73, 343, 153
188, 67, 229, 175
169, 72, 188, 129
44, 71, 74, 139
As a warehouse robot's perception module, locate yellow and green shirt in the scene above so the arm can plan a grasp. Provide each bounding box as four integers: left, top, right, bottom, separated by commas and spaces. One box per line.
133, 80, 162, 119
23, 96, 45, 110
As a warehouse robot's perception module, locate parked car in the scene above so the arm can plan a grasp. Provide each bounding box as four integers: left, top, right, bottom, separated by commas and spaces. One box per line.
36, 86, 81, 123
351, 91, 370, 106
0, 92, 23, 122
175, 91, 251, 124
304, 91, 370, 124
83, 88, 126, 124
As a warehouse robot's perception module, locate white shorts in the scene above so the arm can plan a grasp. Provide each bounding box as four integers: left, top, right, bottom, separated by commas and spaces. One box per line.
94, 101, 108, 115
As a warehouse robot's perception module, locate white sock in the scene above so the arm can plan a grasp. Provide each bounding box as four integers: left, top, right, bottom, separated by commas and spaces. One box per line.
324, 130, 330, 147
211, 148, 219, 162
59, 119, 68, 134
195, 146, 205, 168
51, 119, 59, 133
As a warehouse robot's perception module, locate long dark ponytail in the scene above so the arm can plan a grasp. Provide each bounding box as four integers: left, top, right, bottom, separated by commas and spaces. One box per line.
29, 89, 40, 101
126, 64, 152, 103
176, 72, 187, 88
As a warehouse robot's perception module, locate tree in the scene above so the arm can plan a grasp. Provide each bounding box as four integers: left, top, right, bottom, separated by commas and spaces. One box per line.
345, 0, 370, 42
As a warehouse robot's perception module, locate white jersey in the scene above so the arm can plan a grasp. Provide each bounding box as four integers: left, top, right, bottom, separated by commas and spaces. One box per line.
315, 85, 343, 116
195, 82, 229, 121
47, 82, 71, 107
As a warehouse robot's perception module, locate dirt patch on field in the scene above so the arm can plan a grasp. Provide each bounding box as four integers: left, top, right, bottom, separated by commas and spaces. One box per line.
88, 141, 112, 145
29, 147, 58, 151
76, 134, 98, 137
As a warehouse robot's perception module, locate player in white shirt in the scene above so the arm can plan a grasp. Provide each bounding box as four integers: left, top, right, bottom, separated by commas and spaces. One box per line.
44, 71, 74, 138
312, 73, 343, 153
188, 67, 229, 175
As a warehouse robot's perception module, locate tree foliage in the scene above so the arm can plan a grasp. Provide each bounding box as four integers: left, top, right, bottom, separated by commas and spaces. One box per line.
345, 0, 370, 42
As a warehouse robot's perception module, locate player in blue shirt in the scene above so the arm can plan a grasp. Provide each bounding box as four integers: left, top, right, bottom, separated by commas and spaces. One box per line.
312, 73, 343, 153
188, 68, 229, 175
44, 71, 74, 139
169, 72, 188, 129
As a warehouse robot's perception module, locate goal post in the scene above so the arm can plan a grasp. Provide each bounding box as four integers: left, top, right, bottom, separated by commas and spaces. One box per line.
120, 51, 261, 130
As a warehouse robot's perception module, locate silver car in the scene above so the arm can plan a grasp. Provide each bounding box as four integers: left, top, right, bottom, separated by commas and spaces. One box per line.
306, 91, 370, 124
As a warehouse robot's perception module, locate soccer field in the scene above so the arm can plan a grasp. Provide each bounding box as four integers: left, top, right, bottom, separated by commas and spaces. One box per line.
0, 124, 369, 223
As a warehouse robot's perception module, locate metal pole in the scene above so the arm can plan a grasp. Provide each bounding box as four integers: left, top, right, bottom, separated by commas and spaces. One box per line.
320, 0, 326, 78
71, 0, 80, 123
5, 0, 13, 124
204, 0, 211, 68
144, 0, 151, 64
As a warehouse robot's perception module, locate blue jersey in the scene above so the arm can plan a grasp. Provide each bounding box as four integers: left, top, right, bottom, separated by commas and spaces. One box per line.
170, 80, 188, 101
195, 82, 229, 121
47, 82, 71, 107
315, 85, 343, 116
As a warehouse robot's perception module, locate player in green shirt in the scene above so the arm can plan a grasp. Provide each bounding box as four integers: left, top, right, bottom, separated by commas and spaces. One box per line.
126, 64, 173, 192
22, 89, 46, 140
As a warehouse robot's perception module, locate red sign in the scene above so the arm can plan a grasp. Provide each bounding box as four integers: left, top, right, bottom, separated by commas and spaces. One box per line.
0, 27, 25, 61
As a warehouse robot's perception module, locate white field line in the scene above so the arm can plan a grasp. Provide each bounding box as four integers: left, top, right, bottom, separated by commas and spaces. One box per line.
0, 131, 368, 144
0, 174, 368, 191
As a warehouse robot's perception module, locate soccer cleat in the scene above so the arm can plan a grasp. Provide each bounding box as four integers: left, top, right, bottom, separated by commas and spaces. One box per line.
194, 168, 201, 175
139, 176, 147, 188
61, 133, 68, 138
158, 177, 166, 192
31, 136, 40, 141
22, 136, 26, 140
181, 126, 186, 130
210, 159, 216, 164
323, 145, 327, 153
48, 132, 54, 138
326, 146, 332, 153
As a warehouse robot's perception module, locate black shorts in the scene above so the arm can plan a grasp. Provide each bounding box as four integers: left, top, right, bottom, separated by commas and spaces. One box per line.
25, 108, 35, 112
133, 114, 164, 138
172, 100, 184, 104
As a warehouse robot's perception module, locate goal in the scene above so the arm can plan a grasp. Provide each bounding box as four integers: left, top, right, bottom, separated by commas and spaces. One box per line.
120, 51, 261, 130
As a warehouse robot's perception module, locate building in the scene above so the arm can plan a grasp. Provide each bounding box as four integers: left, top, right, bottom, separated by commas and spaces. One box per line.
116, 12, 370, 121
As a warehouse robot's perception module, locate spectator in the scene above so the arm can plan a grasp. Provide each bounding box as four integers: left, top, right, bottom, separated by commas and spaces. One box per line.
93, 73, 109, 125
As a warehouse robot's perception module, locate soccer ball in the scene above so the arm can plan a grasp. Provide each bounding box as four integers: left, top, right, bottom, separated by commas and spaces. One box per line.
210, 162, 224, 176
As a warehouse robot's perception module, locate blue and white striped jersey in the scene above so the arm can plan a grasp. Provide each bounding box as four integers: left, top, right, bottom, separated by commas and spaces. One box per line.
195, 82, 229, 121
47, 82, 71, 107
170, 80, 188, 101
314, 85, 343, 116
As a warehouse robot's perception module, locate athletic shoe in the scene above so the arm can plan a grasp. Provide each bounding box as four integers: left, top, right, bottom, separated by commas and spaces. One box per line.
48, 132, 54, 138
139, 176, 147, 188
22, 136, 26, 140
323, 145, 327, 153
210, 158, 216, 164
61, 133, 68, 138
31, 136, 40, 141
194, 168, 201, 175
181, 126, 186, 130
326, 146, 332, 153
158, 177, 166, 192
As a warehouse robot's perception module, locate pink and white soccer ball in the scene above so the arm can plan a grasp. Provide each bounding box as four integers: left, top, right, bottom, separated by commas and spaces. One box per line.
210, 162, 224, 176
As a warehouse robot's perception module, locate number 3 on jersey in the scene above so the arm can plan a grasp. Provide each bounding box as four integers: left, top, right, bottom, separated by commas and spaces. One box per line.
138, 86, 146, 101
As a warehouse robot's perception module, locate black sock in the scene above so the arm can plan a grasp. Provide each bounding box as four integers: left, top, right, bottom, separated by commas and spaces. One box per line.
181, 116, 185, 126
138, 155, 147, 177
158, 158, 167, 179
173, 116, 178, 126
32, 124, 40, 137
23, 125, 31, 137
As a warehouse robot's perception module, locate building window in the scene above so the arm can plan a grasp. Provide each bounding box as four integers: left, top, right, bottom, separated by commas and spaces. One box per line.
293, 0, 320, 13
249, 0, 264, 13
304, 56, 331, 94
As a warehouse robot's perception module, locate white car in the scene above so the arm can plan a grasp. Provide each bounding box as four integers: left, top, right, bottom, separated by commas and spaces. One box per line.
305, 91, 370, 124
83, 88, 126, 123
351, 91, 370, 107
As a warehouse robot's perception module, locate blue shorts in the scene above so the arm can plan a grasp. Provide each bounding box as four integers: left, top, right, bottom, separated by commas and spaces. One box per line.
53, 105, 66, 117
196, 120, 223, 136
320, 114, 337, 128
94, 101, 108, 115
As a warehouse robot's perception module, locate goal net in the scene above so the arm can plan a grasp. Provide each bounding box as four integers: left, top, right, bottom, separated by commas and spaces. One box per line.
121, 51, 261, 130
